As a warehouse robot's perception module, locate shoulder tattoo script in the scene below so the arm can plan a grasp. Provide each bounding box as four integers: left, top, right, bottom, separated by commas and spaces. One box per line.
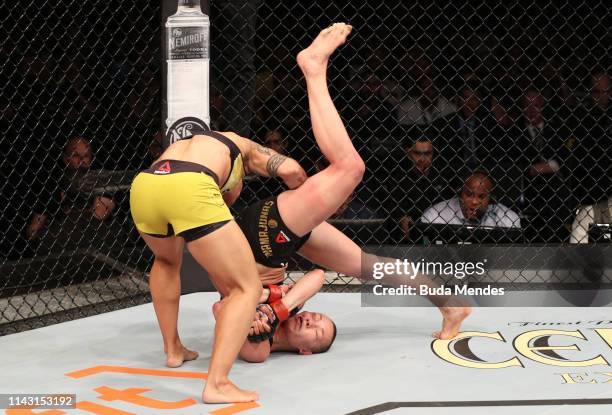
255, 144, 272, 155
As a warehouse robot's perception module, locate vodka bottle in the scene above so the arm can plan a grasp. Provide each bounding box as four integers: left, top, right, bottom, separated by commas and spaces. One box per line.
165, 0, 210, 144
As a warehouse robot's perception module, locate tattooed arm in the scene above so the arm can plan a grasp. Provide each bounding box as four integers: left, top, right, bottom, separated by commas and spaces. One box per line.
220, 132, 307, 189
245, 140, 307, 189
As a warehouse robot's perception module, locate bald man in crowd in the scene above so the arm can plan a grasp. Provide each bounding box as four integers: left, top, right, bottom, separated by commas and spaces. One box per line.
420, 170, 521, 228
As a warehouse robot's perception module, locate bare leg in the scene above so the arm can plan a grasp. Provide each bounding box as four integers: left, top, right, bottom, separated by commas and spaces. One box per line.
298, 223, 471, 339
186, 221, 262, 403
278, 23, 365, 236
140, 233, 199, 368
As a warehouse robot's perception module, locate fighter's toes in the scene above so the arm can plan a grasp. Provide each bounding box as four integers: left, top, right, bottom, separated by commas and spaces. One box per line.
324, 23, 348, 44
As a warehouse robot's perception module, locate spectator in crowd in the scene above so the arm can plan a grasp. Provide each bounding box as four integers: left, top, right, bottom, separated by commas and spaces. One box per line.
397, 76, 457, 127
257, 65, 311, 161
573, 70, 612, 205
26, 136, 117, 242
570, 196, 612, 244
540, 60, 575, 121
481, 78, 524, 208
420, 171, 521, 228
519, 87, 570, 177
380, 137, 455, 240
518, 86, 572, 241
345, 73, 397, 156
343, 72, 398, 205
263, 129, 288, 155
396, 46, 433, 92
439, 81, 495, 170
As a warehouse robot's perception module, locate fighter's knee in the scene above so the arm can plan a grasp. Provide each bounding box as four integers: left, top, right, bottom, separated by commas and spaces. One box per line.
339, 155, 365, 183
225, 282, 261, 306
330, 151, 363, 173
353, 157, 366, 178
154, 256, 181, 271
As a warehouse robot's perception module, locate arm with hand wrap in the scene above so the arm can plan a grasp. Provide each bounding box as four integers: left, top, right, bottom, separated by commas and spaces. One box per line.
247, 269, 326, 343
239, 335, 271, 363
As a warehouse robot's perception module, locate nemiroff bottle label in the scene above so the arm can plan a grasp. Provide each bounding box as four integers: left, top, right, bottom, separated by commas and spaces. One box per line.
169, 27, 208, 60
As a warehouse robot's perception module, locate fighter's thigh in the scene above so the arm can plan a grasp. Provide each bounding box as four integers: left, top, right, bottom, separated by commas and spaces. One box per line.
185, 221, 260, 295
140, 232, 184, 267
297, 222, 362, 278
277, 167, 358, 236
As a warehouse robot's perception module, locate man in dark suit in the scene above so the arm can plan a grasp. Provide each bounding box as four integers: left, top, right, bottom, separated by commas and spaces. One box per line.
380, 137, 455, 242
517, 86, 572, 242
573, 71, 612, 206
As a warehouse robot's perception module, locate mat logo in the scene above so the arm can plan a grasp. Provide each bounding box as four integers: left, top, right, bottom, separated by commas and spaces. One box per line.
2, 366, 259, 415
558, 372, 612, 384
432, 328, 612, 369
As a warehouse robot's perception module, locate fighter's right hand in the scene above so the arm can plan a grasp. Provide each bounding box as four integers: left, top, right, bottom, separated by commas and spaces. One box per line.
247, 301, 290, 343
249, 309, 272, 338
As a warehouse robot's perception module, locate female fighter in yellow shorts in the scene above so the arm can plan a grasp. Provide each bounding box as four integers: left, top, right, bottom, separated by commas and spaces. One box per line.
130, 121, 306, 402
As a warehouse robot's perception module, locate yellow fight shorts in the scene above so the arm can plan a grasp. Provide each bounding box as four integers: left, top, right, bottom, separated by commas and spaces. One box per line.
130, 159, 233, 242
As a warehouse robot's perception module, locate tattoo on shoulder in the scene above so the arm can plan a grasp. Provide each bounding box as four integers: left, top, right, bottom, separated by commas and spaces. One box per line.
254, 143, 272, 155
266, 154, 287, 177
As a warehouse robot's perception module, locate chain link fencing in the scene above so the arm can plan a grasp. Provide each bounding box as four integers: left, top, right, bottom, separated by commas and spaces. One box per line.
1, 1, 611, 333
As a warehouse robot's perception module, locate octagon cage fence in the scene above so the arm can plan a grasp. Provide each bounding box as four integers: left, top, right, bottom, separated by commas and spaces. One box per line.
1, 0, 611, 334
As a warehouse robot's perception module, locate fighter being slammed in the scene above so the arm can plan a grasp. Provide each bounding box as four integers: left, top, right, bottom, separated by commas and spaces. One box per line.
214, 23, 471, 362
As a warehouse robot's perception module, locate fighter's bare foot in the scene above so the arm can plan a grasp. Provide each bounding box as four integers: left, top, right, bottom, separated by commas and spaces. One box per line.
166, 345, 199, 368
433, 306, 472, 340
297, 22, 353, 78
202, 380, 259, 404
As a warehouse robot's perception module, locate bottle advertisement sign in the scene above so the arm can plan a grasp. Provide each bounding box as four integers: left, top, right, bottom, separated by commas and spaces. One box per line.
169, 27, 208, 60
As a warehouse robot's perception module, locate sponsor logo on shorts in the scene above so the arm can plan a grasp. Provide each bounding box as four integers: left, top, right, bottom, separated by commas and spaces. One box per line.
275, 230, 290, 244
258, 200, 275, 258
154, 161, 172, 174
268, 219, 278, 228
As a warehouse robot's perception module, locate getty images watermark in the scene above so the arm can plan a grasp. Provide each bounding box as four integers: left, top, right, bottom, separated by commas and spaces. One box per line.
367, 258, 505, 297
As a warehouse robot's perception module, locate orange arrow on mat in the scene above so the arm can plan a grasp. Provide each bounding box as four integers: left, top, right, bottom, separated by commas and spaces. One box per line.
95, 386, 197, 409
65, 365, 207, 379
209, 402, 260, 415
5, 400, 137, 415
